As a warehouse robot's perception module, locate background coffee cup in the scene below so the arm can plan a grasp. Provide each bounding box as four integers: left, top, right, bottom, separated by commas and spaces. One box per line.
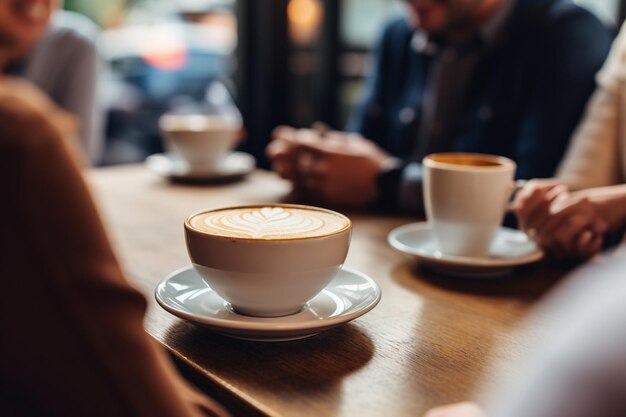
423, 153, 516, 258
185, 204, 352, 317
159, 81, 242, 169
159, 113, 240, 169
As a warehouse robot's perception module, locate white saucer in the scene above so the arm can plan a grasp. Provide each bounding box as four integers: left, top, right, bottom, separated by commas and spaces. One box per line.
388, 222, 543, 278
146, 151, 255, 181
155, 266, 381, 342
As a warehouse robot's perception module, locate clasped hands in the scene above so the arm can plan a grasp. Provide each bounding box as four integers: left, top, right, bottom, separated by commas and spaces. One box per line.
513, 179, 608, 261
266, 125, 398, 208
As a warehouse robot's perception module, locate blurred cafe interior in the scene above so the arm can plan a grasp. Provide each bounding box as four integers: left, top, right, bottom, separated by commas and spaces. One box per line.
4, 0, 626, 417
81, 0, 446, 166
73, 0, 622, 167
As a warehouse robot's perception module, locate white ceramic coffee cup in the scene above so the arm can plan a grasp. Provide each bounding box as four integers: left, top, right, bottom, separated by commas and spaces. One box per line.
184, 204, 352, 317
159, 113, 240, 169
423, 153, 517, 258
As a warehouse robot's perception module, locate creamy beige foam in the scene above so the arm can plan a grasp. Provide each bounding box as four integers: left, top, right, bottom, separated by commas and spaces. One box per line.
189, 206, 350, 239
159, 114, 240, 133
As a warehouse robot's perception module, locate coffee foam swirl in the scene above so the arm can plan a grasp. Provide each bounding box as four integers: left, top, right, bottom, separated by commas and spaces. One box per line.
190, 206, 348, 239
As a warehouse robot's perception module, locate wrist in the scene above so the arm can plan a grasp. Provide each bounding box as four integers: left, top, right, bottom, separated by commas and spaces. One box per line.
595, 196, 626, 232
373, 162, 405, 212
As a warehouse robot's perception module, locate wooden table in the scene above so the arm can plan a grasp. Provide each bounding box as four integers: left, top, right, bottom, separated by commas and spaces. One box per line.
88, 165, 568, 417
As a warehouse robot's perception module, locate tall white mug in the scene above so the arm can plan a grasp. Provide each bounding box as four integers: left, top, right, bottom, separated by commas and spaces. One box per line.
423, 153, 517, 258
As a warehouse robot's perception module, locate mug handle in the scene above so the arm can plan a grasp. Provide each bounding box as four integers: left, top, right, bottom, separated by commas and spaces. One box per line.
505, 179, 528, 213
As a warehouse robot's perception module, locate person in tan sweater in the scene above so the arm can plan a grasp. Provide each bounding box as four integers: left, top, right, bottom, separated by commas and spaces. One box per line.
513, 23, 626, 261
0, 77, 229, 417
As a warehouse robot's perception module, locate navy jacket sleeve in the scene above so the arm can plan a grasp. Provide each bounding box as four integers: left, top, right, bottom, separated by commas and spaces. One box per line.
513, 9, 612, 179
348, 19, 417, 212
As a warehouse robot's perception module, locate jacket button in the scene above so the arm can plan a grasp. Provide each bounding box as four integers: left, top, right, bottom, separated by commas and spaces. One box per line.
367, 103, 382, 117
399, 107, 415, 124
477, 106, 493, 121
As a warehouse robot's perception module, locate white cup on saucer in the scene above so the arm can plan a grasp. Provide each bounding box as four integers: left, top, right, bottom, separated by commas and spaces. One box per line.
160, 81, 242, 171
423, 153, 517, 258
184, 204, 352, 317
159, 113, 240, 170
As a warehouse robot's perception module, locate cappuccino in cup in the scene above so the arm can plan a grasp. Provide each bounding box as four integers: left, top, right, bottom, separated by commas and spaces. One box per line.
159, 114, 240, 170
190, 206, 348, 240
423, 153, 516, 258
185, 205, 352, 317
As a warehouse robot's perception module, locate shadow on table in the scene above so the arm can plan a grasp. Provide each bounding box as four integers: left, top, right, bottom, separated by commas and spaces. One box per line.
166, 175, 250, 186
146, 173, 253, 187
164, 320, 375, 415
391, 259, 570, 302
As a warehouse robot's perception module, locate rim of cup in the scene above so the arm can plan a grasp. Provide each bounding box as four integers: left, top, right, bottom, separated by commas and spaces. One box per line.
423, 152, 516, 172
185, 203, 353, 242
159, 113, 241, 133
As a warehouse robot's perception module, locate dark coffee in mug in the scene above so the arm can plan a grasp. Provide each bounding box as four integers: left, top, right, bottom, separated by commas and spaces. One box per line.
427, 153, 506, 168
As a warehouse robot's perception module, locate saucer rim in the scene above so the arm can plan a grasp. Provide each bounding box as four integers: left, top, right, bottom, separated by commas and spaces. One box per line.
387, 221, 543, 268
146, 151, 255, 179
154, 265, 382, 332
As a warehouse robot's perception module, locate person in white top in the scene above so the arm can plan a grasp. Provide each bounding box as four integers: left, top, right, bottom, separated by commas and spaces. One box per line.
426, 26, 626, 415
423, 248, 626, 417
0, 0, 102, 164
513, 23, 626, 261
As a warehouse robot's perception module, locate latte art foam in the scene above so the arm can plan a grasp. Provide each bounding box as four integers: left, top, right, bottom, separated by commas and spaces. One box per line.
190, 206, 349, 239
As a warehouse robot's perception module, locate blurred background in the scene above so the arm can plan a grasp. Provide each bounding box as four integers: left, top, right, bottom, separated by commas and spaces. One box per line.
65, 0, 623, 167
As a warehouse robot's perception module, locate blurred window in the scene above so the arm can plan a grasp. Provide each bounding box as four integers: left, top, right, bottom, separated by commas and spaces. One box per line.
61, 0, 625, 165
65, 0, 239, 165
335, 0, 403, 127
340, 0, 403, 49
574, 0, 620, 27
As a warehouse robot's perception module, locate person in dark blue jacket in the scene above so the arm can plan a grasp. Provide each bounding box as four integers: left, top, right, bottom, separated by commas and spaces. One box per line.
267, 0, 611, 213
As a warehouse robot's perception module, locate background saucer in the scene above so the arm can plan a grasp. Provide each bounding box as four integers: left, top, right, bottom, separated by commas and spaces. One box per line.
388, 222, 543, 278
155, 266, 381, 341
146, 151, 255, 182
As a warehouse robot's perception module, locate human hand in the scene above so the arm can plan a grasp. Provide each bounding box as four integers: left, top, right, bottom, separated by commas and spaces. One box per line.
266, 123, 338, 183
267, 125, 398, 208
514, 178, 565, 232
423, 402, 486, 417
291, 130, 397, 208
266, 125, 302, 182
514, 179, 607, 261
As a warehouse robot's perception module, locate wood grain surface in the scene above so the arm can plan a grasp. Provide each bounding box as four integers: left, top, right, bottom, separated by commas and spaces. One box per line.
87, 165, 571, 417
